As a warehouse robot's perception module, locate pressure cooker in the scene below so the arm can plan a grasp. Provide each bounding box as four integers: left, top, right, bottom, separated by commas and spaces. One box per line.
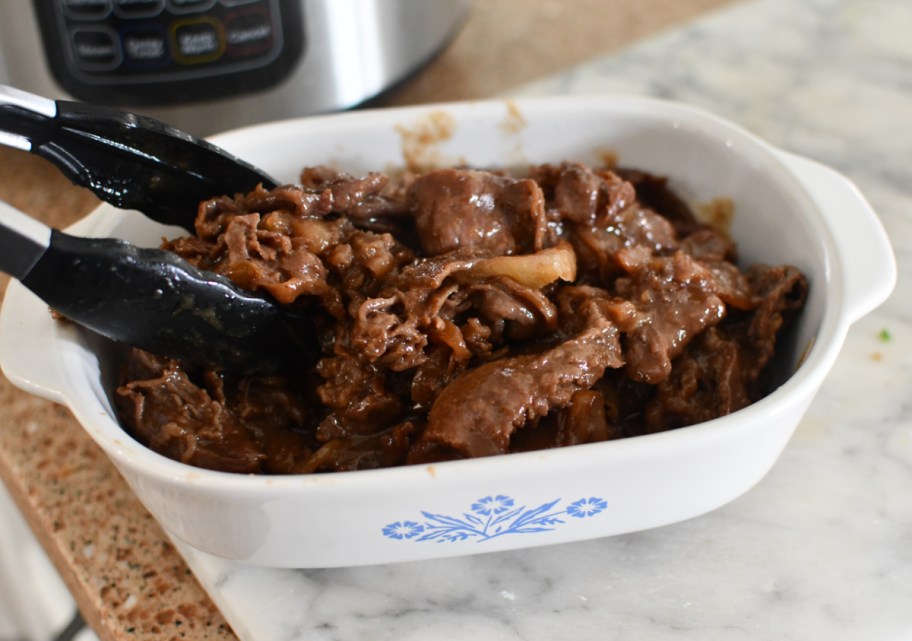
0, 0, 469, 135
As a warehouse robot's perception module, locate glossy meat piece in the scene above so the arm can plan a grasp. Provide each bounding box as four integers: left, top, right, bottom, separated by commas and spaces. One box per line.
409, 168, 547, 256
533, 161, 636, 224
420, 295, 623, 458
645, 264, 808, 430
115, 349, 312, 474
608, 249, 728, 384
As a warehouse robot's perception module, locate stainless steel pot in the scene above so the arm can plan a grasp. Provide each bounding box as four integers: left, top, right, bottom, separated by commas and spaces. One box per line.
0, 0, 469, 136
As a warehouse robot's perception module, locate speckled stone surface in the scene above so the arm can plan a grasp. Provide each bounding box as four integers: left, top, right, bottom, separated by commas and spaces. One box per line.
0, 2, 735, 640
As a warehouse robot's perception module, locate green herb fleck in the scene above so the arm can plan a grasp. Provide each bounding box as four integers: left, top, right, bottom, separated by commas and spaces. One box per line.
878, 328, 892, 342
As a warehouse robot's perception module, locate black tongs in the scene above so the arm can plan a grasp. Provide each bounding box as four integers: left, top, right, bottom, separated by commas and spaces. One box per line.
0, 85, 303, 374
0, 84, 277, 230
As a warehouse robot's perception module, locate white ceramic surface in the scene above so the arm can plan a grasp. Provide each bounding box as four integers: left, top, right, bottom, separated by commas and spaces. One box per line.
0, 96, 894, 569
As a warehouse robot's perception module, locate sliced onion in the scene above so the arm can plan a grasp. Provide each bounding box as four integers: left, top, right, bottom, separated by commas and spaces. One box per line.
467, 242, 577, 289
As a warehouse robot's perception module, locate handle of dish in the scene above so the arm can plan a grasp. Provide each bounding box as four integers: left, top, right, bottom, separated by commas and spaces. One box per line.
0, 280, 68, 405
777, 150, 896, 324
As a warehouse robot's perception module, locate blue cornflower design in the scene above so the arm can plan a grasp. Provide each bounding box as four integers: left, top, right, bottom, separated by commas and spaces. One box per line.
382, 520, 425, 540
471, 495, 515, 516
382, 494, 606, 543
566, 497, 608, 518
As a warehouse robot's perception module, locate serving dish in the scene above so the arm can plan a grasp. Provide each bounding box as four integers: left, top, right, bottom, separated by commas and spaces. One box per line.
0, 96, 895, 568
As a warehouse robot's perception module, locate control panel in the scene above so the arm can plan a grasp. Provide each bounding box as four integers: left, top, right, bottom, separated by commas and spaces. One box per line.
33, 0, 303, 105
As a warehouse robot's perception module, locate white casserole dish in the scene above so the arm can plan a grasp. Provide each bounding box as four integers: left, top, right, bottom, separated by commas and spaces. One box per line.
0, 96, 895, 568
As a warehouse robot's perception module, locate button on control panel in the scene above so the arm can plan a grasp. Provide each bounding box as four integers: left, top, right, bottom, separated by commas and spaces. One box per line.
35, 0, 303, 105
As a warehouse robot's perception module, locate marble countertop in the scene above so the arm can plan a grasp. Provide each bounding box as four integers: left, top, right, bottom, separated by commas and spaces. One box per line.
1, 0, 910, 639
176, 0, 912, 639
